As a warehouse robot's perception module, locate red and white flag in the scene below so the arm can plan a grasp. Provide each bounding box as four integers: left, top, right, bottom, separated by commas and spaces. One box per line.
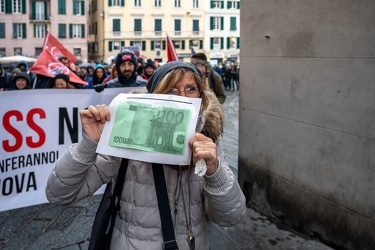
43, 31, 77, 67
29, 49, 87, 85
166, 34, 178, 62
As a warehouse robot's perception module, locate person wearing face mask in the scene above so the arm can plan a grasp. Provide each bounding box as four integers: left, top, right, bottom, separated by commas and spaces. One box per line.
45, 61, 246, 250
93, 49, 147, 92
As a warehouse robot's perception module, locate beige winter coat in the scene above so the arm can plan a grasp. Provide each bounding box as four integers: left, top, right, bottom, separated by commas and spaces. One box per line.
45, 91, 246, 250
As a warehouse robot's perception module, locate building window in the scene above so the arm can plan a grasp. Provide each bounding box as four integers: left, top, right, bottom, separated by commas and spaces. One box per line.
130, 41, 146, 51
193, 0, 199, 8
134, 19, 142, 36
227, 1, 239, 9
192, 20, 199, 35
154, 0, 161, 7
108, 41, 124, 51
73, 0, 85, 15
0, 23, 5, 38
13, 23, 26, 39
152, 41, 163, 50
58, 0, 66, 14
211, 37, 223, 50
154, 19, 162, 36
14, 47, 22, 56
230, 17, 237, 30
34, 1, 45, 20
70, 24, 85, 38
13, 0, 22, 13
210, 17, 223, 30
0, 48, 5, 57
113, 18, 121, 36
134, 0, 141, 7
74, 48, 81, 57
58, 24, 67, 38
173, 40, 184, 50
34, 24, 46, 38
174, 0, 180, 7
110, 0, 123, 6
35, 47, 43, 57
211, 1, 221, 8
174, 19, 181, 36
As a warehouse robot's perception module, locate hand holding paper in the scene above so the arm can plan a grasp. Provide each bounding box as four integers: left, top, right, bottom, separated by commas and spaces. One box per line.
96, 94, 202, 165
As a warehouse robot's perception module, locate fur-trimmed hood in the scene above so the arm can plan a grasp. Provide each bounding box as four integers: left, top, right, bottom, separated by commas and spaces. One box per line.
129, 88, 223, 142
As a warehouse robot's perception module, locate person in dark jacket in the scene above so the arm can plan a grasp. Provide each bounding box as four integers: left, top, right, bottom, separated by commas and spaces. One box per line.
13, 72, 31, 90
94, 49, 146, 92
87, 64, 106, 89
139, 59, 156, 81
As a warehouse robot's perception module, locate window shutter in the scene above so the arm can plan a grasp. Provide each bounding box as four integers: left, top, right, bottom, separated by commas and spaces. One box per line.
193, 20, 199, 31
151, 41, 154, 50
13, 23, 17, 38
109, 41, 112, 51
73, 0, 77, 15
221, 1, 224, 8
175, 20, 181, 31
237, 1, 240, 9
33, 24, 36, 38
220, 37, 224, 49
81, 1, 85, 15
121, 41, 125, 47
121, 0, 125, 6
69, 24, 73, 38
81, 25, 85, 38
210, 38, 214, 50
230, 17, 236, 30
227, 37, 230, 49
22, 0, 26, 14
210, 17, 214, 30
22, 23, 26, 38
32, 1, 36, 20
210, 1, 214, 8
108, 0, 112, 6
5, 0, 12, 13
113, 19, 120, 31
0, 23, 5, 38
237, 37, 240, 49
227, 1, 231, 9
221, 17, 224, 30
142, 41, 146, 50
44, 2, 48, 20
199, 40, 203, 49
182, 40, 185, 50
162, 41, 166, 50
155, 19, 162, 31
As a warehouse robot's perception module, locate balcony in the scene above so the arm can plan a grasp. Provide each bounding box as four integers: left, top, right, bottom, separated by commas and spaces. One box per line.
29, 14, 51, 22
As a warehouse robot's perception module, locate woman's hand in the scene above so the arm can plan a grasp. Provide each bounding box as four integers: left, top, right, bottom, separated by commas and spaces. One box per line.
189, 133, 218, 176
79, 104, 111, 142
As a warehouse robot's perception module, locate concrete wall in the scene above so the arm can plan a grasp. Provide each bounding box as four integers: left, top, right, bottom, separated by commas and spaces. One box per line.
238, 1, 375, 249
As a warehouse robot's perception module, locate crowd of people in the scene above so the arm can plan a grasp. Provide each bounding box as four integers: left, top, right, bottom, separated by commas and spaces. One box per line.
0, 50, 240, 106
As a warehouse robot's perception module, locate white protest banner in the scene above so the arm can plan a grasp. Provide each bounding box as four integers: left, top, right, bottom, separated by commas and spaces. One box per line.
0, 87, 141, 212
96, 94, 201, 165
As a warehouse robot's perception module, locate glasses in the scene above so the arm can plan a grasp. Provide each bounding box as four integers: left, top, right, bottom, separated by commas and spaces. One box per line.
167, 86, 200, 97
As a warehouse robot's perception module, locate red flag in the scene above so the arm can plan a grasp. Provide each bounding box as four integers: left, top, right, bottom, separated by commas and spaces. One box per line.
166, 35, 178, 62
43, 31, 77, 65
30, 49, 88, 85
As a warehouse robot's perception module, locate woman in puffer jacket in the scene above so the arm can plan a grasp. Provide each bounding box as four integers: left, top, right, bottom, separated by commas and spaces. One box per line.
45, 61, 246, 250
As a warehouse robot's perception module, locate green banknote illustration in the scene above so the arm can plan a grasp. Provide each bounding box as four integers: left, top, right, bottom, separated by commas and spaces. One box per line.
109, 101, 192, 155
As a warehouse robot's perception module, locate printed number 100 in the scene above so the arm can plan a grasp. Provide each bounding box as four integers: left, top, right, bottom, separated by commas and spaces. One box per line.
156, 110, 184, 124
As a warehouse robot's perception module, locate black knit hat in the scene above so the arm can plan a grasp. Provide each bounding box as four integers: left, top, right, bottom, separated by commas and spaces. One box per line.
146, 61, 202, 93
54, 73, 69, 83
115, 49, 137, 69
145, 59, 156, 69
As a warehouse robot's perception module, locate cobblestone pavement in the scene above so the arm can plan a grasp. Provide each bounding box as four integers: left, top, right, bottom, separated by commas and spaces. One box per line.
0, 90, 334, 250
